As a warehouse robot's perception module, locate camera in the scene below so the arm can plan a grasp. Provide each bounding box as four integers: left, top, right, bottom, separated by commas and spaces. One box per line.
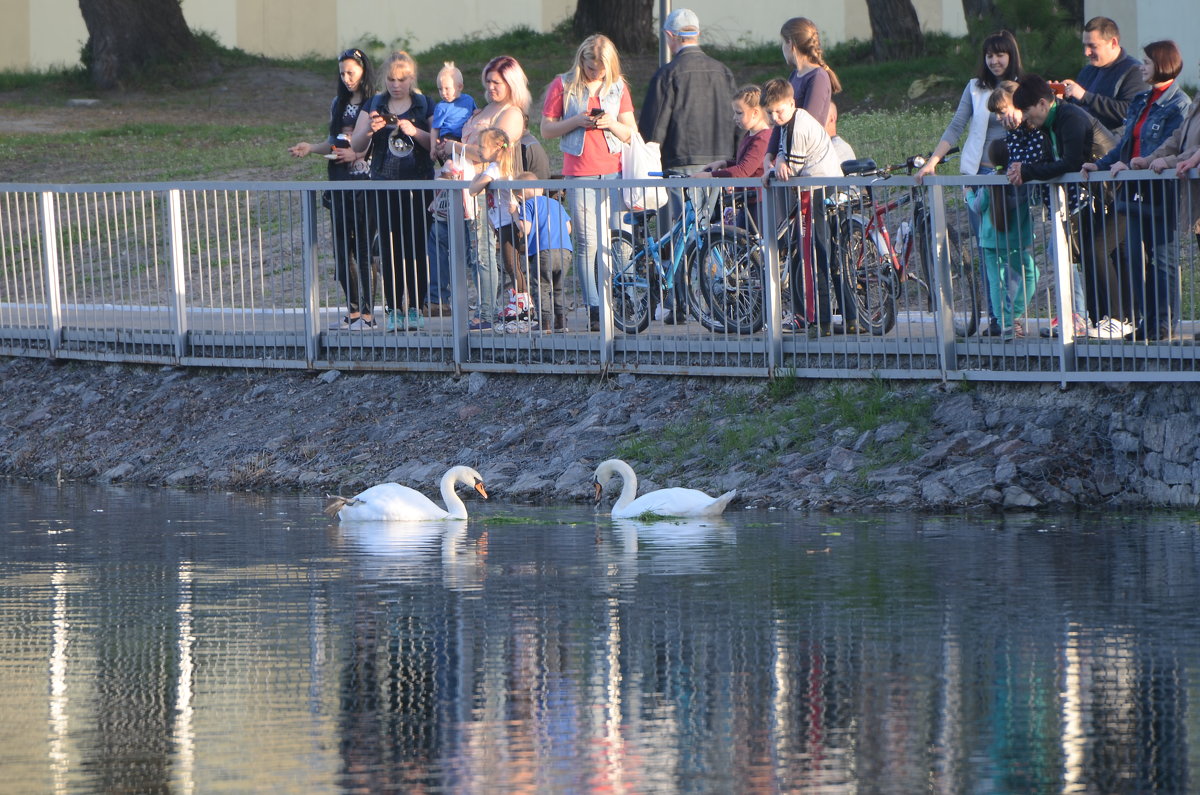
376, 110, 399, 126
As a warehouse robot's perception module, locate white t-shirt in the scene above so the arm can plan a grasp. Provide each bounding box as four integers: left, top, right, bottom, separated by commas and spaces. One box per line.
780, 108, 842, 179
482, 162, 515, 228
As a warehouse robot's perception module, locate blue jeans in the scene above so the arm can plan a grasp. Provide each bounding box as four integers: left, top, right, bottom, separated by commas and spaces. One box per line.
427, 216, 480, 307
568, 172, 622, 309
1121, 186, 1179, 333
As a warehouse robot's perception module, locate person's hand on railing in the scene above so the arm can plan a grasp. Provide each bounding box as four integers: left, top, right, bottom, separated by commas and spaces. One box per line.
1006, 162, 1025, 187
1108, 161, 1130, 176
1177, 151, 1200, 179
1079, 161, 1099, 181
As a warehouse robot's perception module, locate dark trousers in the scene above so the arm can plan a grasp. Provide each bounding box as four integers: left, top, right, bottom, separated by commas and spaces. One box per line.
532, 248, 570, 329
370, 188, 431, 314
330, 187, 373, 315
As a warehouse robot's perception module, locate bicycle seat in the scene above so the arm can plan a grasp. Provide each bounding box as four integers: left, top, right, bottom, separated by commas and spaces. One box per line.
840, 159, 877, 176
622, 208, 658, 226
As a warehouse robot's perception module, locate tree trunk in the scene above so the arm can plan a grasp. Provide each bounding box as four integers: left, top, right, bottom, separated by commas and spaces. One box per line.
573, 0, 655, 54
78, 0, 197, 90
865, 0, 925, 61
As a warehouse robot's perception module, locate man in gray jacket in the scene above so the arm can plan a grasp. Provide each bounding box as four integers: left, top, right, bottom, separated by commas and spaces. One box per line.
638, 8, 737, 323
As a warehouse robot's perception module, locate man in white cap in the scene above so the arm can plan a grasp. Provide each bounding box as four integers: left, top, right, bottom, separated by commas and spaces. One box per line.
638, 7, 737, 323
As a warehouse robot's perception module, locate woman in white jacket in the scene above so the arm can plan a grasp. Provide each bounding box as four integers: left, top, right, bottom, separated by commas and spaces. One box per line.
916, 30, 1024, 335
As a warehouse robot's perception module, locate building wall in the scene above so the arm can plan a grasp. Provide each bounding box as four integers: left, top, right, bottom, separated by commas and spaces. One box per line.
7, 0, 1194, 88
4, 0, 963, 73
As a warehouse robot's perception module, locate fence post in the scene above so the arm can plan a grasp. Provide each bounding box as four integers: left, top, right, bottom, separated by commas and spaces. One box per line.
301, 189, 319, 367
38, 192, 62, 357
926, 182, 957, 379
597, 185, 614, 371
165, 189, 189, 362
447, 186, 469, 365
1048, 185, 1076, 379
759, 187, 783, 371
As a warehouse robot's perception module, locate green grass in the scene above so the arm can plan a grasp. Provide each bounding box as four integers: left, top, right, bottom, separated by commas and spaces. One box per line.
615, 377, 933, 485
0, 20, 1117, 184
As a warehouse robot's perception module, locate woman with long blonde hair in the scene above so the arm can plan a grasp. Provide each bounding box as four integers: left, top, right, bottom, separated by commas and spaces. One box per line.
541, 34, 637, 331
350, 50, 435, 332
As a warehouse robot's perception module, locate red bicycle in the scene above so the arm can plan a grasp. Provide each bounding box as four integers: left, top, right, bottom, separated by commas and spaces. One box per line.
834, 152, 981, 337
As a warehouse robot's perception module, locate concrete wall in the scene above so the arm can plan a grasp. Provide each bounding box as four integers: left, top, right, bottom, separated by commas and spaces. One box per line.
3, 0, 963, 73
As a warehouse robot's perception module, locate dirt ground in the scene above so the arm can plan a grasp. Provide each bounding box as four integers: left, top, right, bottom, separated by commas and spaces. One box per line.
0, 65, 325, 134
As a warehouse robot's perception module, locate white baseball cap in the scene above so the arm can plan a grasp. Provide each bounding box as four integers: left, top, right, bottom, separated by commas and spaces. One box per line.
663, 8, 700, 37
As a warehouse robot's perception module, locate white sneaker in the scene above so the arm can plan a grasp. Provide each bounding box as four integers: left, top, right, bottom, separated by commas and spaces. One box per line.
503, 319, 531, 334
328, 316, 351, 330
347, 317, 378, 330
1094, 317, 1133, 340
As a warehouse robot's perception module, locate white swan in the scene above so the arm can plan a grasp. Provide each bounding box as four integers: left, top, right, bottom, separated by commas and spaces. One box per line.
324, 466, 488, 521
592, 458, 736, 518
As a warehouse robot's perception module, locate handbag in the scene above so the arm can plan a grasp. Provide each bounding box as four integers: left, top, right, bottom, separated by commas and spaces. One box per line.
620, 131, 669, 212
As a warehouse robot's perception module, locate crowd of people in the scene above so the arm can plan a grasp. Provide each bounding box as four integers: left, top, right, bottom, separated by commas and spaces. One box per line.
288, 12, 1200, 340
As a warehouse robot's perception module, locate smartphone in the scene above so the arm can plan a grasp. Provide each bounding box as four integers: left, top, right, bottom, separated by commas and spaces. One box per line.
589, 108, 604, 117
1047, 81, 1066, 97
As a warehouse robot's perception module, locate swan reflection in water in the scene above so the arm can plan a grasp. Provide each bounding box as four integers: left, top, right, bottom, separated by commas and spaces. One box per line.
335, 519, 490, 592
610, 516, 736, 578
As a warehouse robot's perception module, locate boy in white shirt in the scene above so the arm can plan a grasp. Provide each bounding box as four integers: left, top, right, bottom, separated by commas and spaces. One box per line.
760, 78, 853, 334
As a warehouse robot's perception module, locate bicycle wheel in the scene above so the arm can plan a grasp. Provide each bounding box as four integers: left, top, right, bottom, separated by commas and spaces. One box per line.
609, 230, 654, 334
836, 217, 896, 335
697, 226, 764, 334
945, 226, 981, 337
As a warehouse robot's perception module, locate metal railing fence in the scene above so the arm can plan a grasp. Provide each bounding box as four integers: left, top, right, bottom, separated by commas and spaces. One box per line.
1, 171, 1196, 382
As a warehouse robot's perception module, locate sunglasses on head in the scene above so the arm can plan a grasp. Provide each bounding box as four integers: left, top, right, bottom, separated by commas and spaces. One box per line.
340, 48, 365, 63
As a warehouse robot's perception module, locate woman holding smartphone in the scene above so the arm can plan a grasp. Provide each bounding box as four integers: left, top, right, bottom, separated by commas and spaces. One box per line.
541, 34, 637, 330
289, 47, 377, 329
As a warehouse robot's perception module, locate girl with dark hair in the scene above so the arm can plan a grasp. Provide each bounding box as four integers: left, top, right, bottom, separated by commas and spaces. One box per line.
289, 47, 377, 329
916, 30, 1024, 335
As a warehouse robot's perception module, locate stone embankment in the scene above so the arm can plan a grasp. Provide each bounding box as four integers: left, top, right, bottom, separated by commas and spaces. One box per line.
2, 356, 1197, 511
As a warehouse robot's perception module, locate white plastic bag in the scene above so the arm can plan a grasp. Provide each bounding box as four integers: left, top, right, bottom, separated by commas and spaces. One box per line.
620, 132, 669, 212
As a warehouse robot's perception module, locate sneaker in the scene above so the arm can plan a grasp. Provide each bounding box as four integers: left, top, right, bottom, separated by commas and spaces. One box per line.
347, 316, 377, 330
504, 319, 532, 334
781, 313, 805, 333
981, 319, 1004, 337
1094, 316, 1133, 340
468, 317, 493, 331
661, 308, 687, 325
588, 306, 601, 332
329, 315, 351, 330
406, 308, 425, 330
1072, 313, 1094, 338
386, 309, 401, 332
1039, 314, 1093, 338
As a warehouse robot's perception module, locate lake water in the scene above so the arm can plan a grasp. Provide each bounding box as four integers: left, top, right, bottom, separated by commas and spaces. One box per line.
2, 480, 1199, 793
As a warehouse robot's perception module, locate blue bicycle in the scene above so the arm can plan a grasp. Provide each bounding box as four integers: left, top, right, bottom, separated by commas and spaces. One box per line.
608, 175, 722, 334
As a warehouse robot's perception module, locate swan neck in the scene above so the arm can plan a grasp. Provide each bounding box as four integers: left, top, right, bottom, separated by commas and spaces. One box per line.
613, 461, 638, 510
440, 468, 468, 519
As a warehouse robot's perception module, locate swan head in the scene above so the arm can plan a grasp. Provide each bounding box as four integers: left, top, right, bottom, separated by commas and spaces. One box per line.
472, 476, 489, 500
449, 465, 489, 501
592, 459, 624, 504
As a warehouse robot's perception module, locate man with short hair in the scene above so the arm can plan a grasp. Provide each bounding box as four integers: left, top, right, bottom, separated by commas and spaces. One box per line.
1008, 74, 1099, 338
1059, 16, 1147, 133
639, 8, 737, 324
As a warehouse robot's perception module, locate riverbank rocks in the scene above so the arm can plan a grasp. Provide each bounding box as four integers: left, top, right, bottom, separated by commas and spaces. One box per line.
3, 356, 1199, 512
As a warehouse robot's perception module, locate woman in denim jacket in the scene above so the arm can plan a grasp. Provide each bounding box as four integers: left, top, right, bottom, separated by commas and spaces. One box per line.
1083, 40, 1189, 341
541, 34, 637, 330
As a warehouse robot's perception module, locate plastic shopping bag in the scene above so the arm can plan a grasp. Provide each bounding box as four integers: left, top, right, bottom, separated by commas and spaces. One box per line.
620, 132, 669, 212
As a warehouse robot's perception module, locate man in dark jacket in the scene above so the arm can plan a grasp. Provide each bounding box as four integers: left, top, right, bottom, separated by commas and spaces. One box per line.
639, 8, 737, 171
637, 8, 738, 323
1009, 74, 1103, 337
1059, 16, 1148, 134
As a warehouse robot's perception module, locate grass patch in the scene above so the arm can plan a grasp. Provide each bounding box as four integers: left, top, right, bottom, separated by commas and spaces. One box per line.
616, 377, 933, 488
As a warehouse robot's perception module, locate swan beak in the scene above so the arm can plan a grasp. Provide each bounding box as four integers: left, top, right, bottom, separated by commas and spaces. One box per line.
474, 479, 489, 500
592, 479, 603, 504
